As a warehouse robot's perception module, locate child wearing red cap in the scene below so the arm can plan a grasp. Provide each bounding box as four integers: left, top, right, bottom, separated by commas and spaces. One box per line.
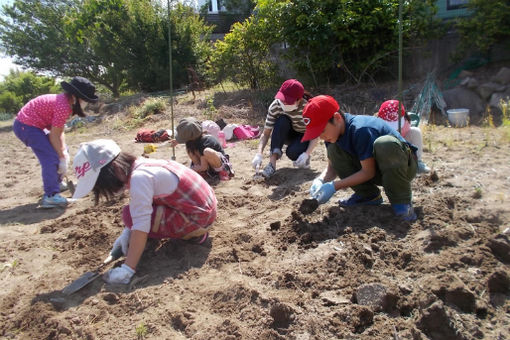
302, 95, 418, 221
251, 79, 319, 178
377, 100, 430, 173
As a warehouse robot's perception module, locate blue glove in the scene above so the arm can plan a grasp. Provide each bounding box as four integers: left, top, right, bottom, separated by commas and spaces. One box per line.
313, 181, 336, 204
309, 178, 323, 197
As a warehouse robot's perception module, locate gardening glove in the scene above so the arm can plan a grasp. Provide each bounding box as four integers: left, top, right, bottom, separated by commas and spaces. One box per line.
103, 264, 135, 284
309, 178, 323, 197
58, 157, 68, 175
252, 153, 263, 169
111, 227, 131, 256
294, 152, 309, 168
313, 181, 336, 205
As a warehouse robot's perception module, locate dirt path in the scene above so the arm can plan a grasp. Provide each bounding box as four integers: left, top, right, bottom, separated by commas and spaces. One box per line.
0, 97, 509, 339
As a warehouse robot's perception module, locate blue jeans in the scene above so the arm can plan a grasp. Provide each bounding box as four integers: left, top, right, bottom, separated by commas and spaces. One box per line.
13, 119, 60, 196
270, 115, 309, 161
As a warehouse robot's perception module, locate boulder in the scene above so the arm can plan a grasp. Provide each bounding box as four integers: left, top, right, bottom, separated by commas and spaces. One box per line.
442, 87, 485, 123
476, 82, 506, 101
492, 67, 510, 85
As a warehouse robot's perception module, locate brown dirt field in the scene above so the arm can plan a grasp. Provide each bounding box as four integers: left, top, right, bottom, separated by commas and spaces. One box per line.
1, 90, 509, 340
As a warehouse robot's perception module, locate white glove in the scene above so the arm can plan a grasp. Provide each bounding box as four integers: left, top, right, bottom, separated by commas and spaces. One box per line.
112, 228, 131, 256
58, 158, 68, 175
252, 153, 263, 169
310, 177, 323, 197
103, 264, 135, 284
294, 152, 310, 168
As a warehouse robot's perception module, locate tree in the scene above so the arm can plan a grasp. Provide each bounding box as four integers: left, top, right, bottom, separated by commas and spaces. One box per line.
455, 0, 510, 56
0, 0, 214, 97
0, 70, 58, 115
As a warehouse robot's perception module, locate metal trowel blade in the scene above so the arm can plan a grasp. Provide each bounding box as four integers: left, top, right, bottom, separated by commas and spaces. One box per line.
61, 271, 100, 295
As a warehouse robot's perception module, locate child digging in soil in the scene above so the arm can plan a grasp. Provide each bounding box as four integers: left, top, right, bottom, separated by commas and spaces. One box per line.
171, 117, 234, 182
12, 76, 99, 208
303, 95, 418, 221
251, 79, 319, 178
72, 139, 217, 285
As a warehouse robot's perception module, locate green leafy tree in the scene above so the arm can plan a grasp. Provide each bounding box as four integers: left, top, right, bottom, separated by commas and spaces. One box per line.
207, 11, 280, 89
0, 70, 58, 114
456, 0, 510, 56
0, 0, 213, 97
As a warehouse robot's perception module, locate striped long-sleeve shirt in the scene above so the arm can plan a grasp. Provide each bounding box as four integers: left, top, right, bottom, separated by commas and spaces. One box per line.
263, 99, 308, 133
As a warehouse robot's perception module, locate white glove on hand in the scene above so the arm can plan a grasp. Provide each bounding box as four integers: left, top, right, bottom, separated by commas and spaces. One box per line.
112, 228, 131, 256
63, 148, 70, 164
294, 152, 310, 168
310, 178, 323, 197
58, 158, 68, 175
252, 153, 263, 169
103, 264, 135, 284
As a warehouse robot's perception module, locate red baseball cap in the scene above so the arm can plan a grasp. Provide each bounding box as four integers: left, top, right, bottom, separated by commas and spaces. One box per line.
275, 79, 304, 104
301, 95, 340, 142
377, 100, 405, 131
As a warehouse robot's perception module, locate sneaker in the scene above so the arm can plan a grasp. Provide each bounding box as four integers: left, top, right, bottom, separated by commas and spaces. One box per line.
339, 193, 383, 207
59, 180, 68, 192
41, 194, 68, 208
392, 203, 417, 222
417, 160, 430, 174
261, 163, 276, 178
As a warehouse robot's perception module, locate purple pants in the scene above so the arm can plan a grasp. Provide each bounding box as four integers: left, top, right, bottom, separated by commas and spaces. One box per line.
13, 119, 60, 196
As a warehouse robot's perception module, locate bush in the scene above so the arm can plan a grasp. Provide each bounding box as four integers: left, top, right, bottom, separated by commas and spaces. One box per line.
131, 98, 167, 120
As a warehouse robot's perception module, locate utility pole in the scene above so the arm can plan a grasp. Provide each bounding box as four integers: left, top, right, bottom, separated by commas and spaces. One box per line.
168, 0, 175, 160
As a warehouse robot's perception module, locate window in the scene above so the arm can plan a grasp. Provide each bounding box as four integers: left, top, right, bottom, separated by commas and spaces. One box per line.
447, 0, 469, 10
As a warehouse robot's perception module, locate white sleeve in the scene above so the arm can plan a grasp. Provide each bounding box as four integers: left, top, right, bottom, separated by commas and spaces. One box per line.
128, 171, 155, 234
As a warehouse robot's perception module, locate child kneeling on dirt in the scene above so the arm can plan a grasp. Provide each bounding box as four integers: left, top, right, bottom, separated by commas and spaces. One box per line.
172, 117, 234, 181
72, 139, 217, 285
303, 95, 418, 221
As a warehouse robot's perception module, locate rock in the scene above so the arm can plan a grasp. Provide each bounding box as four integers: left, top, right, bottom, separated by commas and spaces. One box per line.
430, 274, 476, 313
476, 82, 506, 101
491, 67, 510, 85
487, 270, 510, 294
488, 89, 510, 120
460, 77, 479, 89
487, 234, 510, 263
458, 70, 474, 79
353, 283, 397, 313
443, 87, 485, 123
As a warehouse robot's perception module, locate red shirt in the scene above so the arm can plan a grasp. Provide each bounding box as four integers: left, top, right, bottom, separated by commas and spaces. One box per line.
17, 93, 72, 130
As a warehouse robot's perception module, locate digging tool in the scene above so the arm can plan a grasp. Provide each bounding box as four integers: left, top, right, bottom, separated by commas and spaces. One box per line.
61, 247, 123, 295
65, 176, 75, 195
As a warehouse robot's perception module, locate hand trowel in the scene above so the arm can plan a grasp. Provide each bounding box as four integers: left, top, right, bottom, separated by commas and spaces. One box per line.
61, 247, 123, 295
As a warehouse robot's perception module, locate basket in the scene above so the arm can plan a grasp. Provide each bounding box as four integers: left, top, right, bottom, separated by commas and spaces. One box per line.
447, 109, 470, 127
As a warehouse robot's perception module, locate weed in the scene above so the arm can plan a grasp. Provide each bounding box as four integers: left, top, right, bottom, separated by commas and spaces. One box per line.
472, 186, 482, 199
0, 112, 13, 121
135, 322, 148, 339
132, 98, 167, 120
1, 259, 19, 273
204, 95, 217, 120
500, 98, 510, 127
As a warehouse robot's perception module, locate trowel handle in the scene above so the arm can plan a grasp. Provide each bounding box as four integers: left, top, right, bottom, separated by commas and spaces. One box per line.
103, 246, 124, 264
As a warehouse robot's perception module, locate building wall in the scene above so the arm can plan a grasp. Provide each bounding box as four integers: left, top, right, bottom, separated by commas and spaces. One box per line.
436, 0, 471, 20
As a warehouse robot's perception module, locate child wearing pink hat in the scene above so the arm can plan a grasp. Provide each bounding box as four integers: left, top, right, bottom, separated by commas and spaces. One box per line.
377, 100, 430, 173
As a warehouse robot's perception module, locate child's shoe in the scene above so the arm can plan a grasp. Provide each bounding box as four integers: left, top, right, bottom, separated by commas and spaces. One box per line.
392, 203, 417, 222
261, 163, 276, 178
41, 194, 68, 208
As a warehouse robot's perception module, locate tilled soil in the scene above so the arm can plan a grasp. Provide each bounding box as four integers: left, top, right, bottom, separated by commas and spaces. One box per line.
0, 95, 509, 339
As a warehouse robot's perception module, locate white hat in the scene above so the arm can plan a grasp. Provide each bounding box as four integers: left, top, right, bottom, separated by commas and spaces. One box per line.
72, 139, 121, 199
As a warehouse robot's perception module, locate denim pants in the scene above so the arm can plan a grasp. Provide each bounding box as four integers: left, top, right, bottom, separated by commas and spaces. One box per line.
270, 115, 309, 161
13, 119, 60, 196
327, 135, 417, 204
